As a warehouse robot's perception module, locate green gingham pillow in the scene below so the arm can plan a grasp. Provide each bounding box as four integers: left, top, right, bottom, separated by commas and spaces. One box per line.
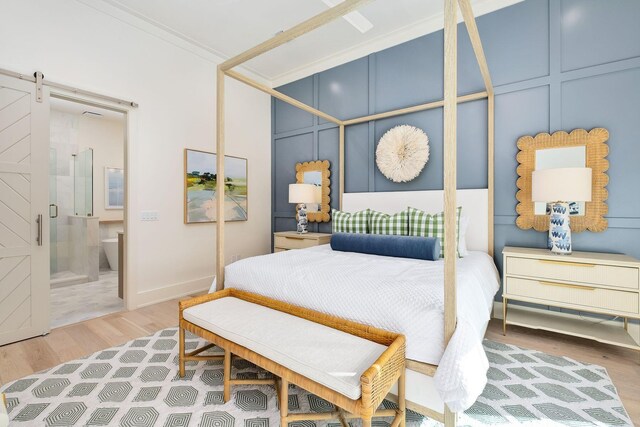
369, 210, 408, 235
408, 206, 462, 258
332, 209, 370, 234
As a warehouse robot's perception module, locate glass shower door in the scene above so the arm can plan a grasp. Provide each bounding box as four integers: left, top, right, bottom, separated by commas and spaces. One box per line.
49, 148, 57, 274
74, 148, 93, 216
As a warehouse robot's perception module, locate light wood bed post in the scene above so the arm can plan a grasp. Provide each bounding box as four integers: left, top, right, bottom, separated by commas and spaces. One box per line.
339, 124, 345, 210
443, 0, 458, 425
225, 70, 342, 125
341, 91, 487, 125
458, 0, 495, 256
487, 93, 495, 256
220, 0, 374, 70
216, 66, 226, 290
205, 0, 497, 423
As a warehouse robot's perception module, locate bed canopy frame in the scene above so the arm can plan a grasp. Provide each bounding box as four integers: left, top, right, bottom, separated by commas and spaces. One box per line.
214, 0, 494, 425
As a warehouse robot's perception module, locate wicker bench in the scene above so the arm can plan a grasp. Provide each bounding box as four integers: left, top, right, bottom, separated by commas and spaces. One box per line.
178, 289, 406, 427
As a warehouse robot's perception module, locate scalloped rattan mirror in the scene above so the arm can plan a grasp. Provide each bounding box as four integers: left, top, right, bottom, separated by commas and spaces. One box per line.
516, 128, 609, 232
296, 160, 331, 223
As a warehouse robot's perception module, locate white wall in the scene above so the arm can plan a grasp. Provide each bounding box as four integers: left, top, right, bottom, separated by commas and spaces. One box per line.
0, 0, 272, 308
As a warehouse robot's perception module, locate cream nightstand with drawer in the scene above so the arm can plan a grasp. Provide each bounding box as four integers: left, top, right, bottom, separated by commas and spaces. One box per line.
273, 231, 331, 252
502, 246, 640, 353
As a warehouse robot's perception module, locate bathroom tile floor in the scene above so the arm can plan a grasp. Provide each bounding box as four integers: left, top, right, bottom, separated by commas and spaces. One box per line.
50, 270, 124, 329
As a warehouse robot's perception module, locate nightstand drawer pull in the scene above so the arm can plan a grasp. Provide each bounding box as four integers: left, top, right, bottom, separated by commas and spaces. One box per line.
539, 281, 595, 291
539, 260, 595, 268
284, 236, 304, 240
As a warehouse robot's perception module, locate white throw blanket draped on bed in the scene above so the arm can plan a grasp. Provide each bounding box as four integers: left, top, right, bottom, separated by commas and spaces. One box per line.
210, 245, 499, 411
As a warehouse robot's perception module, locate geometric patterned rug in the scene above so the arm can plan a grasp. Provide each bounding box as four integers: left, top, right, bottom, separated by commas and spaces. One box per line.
0, 328, 632, 426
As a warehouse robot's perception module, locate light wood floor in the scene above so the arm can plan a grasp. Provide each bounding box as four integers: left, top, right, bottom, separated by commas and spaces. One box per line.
1, 302, 638, 425
0, 299, 178, 387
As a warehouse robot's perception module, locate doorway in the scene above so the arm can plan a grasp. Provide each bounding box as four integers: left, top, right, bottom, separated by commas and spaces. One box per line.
48, 97, 127, 328
0, 70, 135, 346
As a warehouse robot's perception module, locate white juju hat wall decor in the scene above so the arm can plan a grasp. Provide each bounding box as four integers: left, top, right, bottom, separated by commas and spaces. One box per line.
376, 125, 430, 182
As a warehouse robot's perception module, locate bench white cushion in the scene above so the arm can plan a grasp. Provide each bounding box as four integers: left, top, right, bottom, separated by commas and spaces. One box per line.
183, 297, 387, 400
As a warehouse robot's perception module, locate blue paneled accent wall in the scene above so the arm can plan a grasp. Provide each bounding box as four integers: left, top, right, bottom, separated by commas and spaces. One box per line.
272, 0, 640, 282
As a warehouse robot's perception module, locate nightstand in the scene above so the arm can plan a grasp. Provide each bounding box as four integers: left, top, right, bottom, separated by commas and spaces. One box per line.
502, 246, 640, 353
273, 231, 331, 252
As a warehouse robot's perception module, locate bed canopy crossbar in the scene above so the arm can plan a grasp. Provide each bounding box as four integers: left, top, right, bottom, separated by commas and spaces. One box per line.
215, 1, 494, 425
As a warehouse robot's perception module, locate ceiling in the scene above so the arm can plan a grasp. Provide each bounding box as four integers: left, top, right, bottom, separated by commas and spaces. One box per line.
100, 0, 521, 86
51, 97, 126, 121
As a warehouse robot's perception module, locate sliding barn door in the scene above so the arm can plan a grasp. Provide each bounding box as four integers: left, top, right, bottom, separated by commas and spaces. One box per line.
0, 74, 50, 345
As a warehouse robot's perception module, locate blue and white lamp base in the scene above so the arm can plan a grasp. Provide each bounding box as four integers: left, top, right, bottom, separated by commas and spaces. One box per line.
296, 203, 309, 234
548, 202, 572, 255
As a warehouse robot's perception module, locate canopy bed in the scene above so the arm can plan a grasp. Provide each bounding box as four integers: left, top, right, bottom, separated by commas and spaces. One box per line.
213, 1, 495, 425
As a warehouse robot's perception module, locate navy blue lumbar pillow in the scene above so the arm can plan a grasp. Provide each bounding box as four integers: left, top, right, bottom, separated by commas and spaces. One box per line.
330, 232, 440, 261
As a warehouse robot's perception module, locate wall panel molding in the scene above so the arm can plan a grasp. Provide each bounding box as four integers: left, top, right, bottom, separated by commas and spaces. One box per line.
272, 0, 640, 264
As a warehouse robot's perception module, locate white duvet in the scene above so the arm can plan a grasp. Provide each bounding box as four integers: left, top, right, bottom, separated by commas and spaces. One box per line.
209, 245, 500, 411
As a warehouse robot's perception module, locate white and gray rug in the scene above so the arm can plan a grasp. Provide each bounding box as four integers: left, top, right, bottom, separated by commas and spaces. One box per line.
0, 328, 632, 426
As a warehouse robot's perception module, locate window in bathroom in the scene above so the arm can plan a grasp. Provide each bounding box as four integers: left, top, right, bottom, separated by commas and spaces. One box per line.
105, 167, 124, 209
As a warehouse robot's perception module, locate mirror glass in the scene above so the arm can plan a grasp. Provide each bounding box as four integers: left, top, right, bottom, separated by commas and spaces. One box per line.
303, 171, 322, 212
534, 146, 586, 216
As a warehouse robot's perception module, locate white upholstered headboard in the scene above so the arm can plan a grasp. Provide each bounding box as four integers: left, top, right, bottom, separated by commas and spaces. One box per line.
342, 188, 489, 252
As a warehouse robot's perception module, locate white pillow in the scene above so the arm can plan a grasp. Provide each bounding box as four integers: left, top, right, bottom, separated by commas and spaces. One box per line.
458, 215, 470, 257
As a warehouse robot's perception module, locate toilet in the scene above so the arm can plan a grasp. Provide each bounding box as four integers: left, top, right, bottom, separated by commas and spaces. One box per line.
102, 237, 119, 271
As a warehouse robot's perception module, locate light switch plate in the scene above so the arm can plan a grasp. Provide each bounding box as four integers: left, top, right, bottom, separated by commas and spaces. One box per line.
140, 210, 159, 221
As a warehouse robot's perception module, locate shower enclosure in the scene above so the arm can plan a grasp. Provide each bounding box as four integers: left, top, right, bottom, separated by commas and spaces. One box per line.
74, 148, 93, 216
49, 147, 97, 286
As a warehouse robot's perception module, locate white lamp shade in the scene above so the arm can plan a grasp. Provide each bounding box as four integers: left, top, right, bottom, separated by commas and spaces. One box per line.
532, 167, 592, 202
289, 183, 317, 204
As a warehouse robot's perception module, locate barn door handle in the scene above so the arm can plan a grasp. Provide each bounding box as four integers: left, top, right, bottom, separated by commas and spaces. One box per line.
36, 214, 43, 246
49, 203, 58, 219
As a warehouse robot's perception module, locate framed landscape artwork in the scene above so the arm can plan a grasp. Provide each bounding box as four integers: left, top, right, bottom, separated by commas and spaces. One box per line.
184, 149, 248, 223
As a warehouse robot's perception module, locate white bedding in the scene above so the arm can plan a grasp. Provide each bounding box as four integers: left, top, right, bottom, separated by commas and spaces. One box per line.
209, 245, 500, 411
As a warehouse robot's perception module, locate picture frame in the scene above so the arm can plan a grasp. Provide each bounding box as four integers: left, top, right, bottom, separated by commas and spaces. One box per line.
184, 149, 248, 224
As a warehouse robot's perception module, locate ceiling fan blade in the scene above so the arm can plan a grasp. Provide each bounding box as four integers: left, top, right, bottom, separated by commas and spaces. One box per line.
320, 0, 373, 33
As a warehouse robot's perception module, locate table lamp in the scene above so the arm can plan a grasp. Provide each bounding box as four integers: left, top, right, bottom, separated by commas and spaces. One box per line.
289, 183, 317, 234
532, 167, 592, 255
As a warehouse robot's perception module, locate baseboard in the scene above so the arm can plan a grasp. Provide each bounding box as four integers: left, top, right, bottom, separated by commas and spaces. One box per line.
135, 276, 213, 309
493, 301, 640, 346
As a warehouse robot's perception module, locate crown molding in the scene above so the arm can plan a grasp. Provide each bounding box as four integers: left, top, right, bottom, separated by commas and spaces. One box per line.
271, 0, 522, 87
76, 0, 272, 86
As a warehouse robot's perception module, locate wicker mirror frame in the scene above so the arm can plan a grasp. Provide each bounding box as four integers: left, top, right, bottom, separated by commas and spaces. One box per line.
296, 160, 331, 223
516, 128, 609, 232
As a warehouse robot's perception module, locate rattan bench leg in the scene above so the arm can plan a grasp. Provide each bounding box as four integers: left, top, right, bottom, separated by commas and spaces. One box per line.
399, 369, 406, 427
280, 378, 289, 426
178, 327, 185, 377
362, 416, 372, 427
337, 409, 349, 427
223, 349, 232, 402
